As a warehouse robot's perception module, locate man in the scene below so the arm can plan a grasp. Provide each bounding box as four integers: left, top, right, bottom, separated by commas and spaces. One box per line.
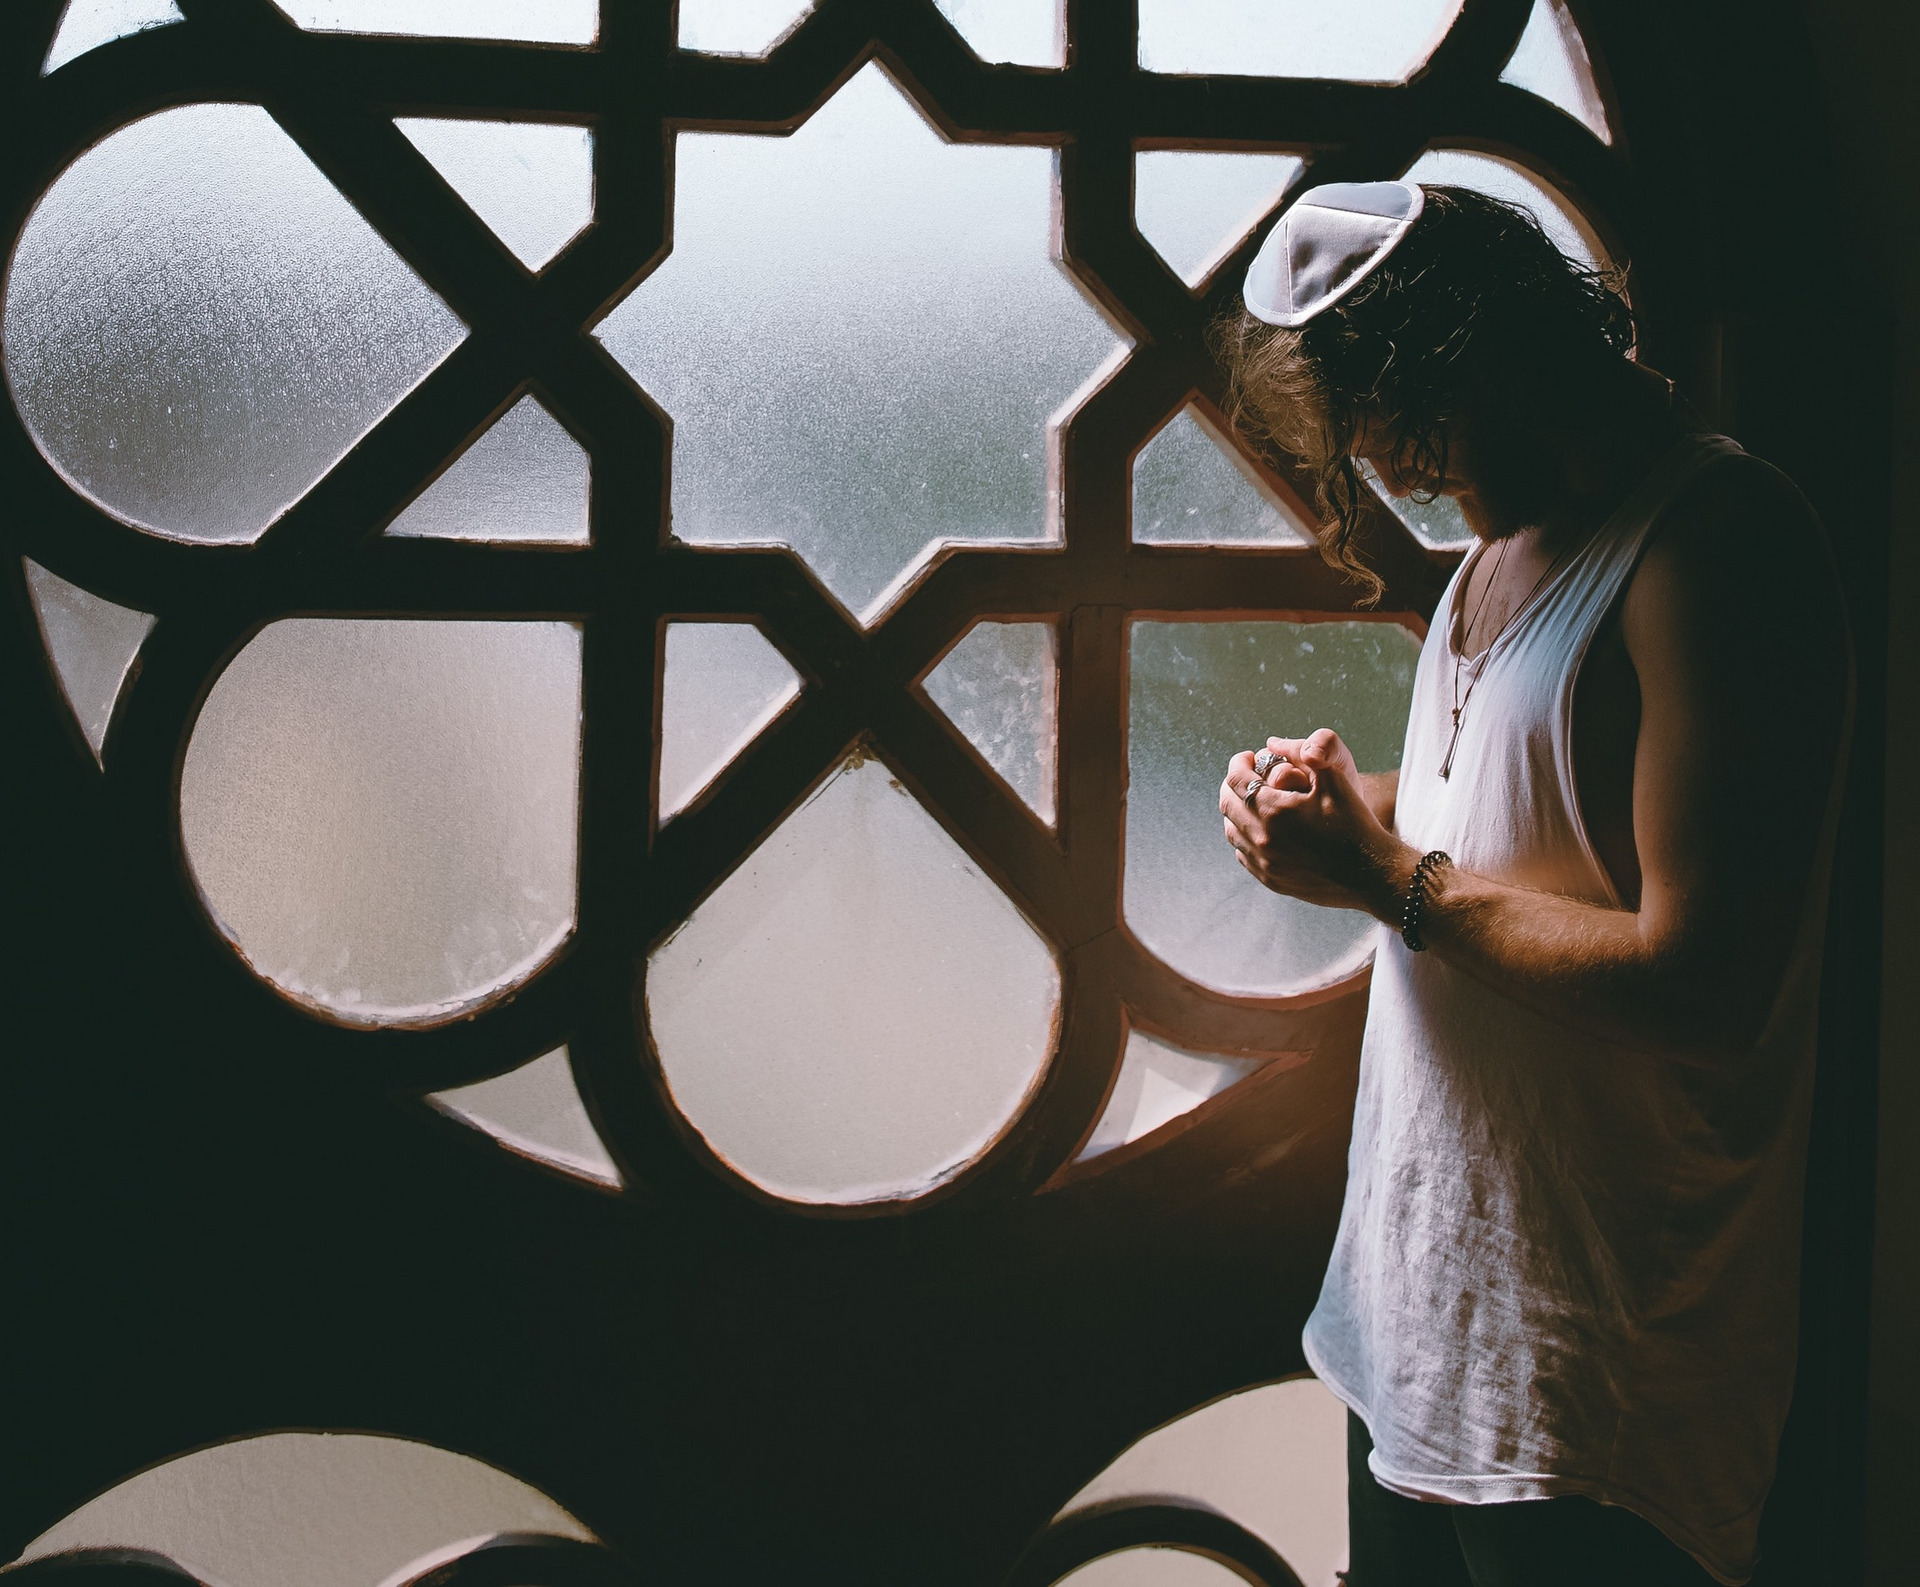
1214, 182, 1851, 1586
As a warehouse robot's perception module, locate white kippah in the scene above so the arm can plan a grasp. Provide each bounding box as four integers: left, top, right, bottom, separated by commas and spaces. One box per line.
1243, 180, 1425, 327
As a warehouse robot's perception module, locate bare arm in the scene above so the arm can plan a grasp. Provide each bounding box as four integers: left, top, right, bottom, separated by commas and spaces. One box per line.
1222, 464, 1849, 1060
1357, 768, 1398, 831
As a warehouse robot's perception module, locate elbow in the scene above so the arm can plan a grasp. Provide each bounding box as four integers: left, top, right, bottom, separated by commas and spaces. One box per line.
1634, 951, 1779, 1064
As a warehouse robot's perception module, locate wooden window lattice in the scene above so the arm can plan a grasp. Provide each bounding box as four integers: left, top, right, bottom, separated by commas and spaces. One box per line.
3, 0, 1627, 1219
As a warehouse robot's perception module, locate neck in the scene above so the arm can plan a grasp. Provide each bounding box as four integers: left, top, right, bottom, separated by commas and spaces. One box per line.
1453, 361, 1681, 546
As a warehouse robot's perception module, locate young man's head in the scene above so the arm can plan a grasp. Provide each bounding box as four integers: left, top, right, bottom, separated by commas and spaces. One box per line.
1216, 184, 1635, 597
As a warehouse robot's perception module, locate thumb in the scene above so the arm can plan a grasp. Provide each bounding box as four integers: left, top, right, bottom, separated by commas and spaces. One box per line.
1296, 728, 1343, 770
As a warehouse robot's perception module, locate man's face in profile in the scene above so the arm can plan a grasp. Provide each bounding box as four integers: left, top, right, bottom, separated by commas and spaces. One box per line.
1355, 405, 1556, 542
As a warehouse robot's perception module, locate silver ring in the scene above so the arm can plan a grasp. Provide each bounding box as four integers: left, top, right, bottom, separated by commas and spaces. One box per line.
1253, 748, 1277, 776
1243, 774, 1264, 806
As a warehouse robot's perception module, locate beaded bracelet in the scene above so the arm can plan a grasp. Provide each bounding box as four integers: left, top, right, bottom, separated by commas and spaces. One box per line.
1400, 849, 1451, 953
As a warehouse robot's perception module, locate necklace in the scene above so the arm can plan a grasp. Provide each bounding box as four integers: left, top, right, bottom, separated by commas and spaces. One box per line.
1439, 533, 1568, 780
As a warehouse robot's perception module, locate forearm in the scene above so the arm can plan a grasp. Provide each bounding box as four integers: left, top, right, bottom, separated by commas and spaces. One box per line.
1358, 768, 1398, 832
1358, 840, 1755, 1059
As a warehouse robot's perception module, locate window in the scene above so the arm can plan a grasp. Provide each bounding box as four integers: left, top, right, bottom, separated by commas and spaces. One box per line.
6, 2, 1628, 1581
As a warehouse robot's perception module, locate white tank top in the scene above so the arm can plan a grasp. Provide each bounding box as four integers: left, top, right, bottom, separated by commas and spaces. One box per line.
1302, 432, 1843, 1586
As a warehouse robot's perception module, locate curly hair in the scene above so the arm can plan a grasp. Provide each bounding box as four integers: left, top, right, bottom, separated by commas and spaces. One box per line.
1213, 183, 1635, 602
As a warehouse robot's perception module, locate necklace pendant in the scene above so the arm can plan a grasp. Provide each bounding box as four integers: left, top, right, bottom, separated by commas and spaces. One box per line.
1440, 709, 1463, 780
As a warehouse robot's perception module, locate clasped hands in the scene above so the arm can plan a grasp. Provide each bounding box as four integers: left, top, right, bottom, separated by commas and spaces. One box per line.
1219, 728, 1409, 918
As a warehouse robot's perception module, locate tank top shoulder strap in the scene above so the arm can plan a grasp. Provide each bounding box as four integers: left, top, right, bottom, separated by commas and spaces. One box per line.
1539, 430, 1747, 640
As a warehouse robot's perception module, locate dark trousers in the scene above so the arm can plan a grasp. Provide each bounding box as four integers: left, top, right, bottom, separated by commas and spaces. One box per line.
1344, 1413, 1723, 1587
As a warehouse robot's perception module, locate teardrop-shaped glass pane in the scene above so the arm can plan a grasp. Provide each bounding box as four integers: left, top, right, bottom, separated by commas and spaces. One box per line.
3, 104, 467, 545
387, 394, 590, 544
1061, 1379, 1349, 1587
1125, 620, 1419, 996
22, 560, 156, 765
658, 622, 803, 821
648, 758, 1060, 1204
932, 0, 1062, 67
1500, 0, 1612, 144
678, 0, 812, 55
1134, 150, 1303, 288
429, 1047, 620, 1187
597, 63, 1128, 625
395, 119, 595, 272
1401, 147, 1607, 272
1133, 404, 1310, 546
182, 619, 581, 1028
1138, 0, 1463, 84
1360, 459, 1474, 548
273, 1, 597, 44
1077, 1029, 1265, 1161
921, 620, 1058, 824
20, 1433, 595, 1585
42, 0, 182, 75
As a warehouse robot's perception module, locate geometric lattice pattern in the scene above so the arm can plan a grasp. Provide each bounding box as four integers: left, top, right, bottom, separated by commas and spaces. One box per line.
2, 1, 1640, 1580
3, 0, 1621, 1218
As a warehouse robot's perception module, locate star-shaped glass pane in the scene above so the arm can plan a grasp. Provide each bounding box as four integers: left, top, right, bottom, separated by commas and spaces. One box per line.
597, 62, 1129, 625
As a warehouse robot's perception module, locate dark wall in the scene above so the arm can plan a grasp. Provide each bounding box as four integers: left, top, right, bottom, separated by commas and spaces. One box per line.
1582, 2, 1897, 1578
1795, 4, 1920, 1584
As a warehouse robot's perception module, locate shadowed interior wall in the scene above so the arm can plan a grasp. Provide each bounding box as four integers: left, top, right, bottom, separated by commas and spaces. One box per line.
1793, 4, 1920, 1584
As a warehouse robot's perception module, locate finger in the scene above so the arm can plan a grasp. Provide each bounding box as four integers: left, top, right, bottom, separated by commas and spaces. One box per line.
1267, 761, 1313, 794
1285, 727, 1337, 769
1222, 782, 1263, 843
1226, 777, 1312, 848
1227, 749, 1257, 779
1221, 771, 1272, 820
1237, 762, 1277, 803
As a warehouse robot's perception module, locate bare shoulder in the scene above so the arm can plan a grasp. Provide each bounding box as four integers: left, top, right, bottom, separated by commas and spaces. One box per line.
1628, 447, 1850, 671
1622, 446, 1849, 701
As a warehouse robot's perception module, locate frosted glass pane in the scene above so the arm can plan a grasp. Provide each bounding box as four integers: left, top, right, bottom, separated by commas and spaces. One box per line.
933, 0, 1063, 67
1402, 147, 1605, 271
1077, 1029, 1264, 1161
921, 620, 1057, 824
597, 63, 1128, 624
430, 1047, 620, 1187
1138, 0, 1463, 84
395, 119, 594, 272
387, 394, 590, 543
1054, 1552, 1249, 1587
1134, 150, 1303, 288
42, 0, 181, 74
1360, 459, 1474, 548
1500, 0, 1612, 144
181, 620, 581, 1028
3, 104, 467, 545
273, 1, 596, 43
1133, 405, 1310, 546
22, 558, 155, 765
1125, 620, 1418, 996
679, 0, 812, 55
1063, 1379, 1348, 1587
648, 758, 1060, 1204
21, 1433, 594, 1587
658, 622, 803, 821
